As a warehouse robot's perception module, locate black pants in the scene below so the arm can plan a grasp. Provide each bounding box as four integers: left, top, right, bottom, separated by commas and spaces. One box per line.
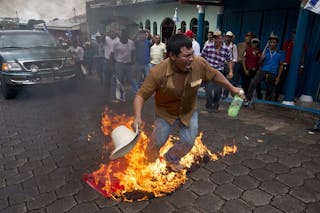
246, 70, 276, 101
274, 64, 289, 101
242, 68, 262, 99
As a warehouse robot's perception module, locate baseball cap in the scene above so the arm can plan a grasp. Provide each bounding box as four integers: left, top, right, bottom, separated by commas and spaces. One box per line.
213, 30, 222, 36
226, 31, 233, 37
184, 30, 195, 38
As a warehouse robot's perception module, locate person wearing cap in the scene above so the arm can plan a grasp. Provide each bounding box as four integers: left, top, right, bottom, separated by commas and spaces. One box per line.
244, 34, 285, 106
222, 31, 238, 98
184, 30, 201, 56
201, 30, 234, 112
234, 32, 254, 88
242, 37, 262, 99
133, 34, 244, 171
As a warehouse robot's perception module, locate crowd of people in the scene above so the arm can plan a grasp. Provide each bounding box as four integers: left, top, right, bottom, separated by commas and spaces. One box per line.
62, 27, 301, 111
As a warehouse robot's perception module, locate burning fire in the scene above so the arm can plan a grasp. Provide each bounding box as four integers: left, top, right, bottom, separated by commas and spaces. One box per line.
84, 108, 237, 201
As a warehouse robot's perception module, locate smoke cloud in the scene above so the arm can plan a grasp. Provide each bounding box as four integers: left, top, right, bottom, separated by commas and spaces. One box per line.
0, 0, 86, 22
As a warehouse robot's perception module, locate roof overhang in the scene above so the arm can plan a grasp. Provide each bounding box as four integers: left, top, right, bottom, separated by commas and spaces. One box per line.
179, 0, 224, 6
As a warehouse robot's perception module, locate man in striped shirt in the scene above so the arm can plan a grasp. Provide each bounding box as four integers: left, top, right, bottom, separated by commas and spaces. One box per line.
201, 30, 233, 112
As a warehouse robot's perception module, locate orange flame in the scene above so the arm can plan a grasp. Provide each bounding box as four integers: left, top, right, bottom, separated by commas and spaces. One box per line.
90, 108, 237, 201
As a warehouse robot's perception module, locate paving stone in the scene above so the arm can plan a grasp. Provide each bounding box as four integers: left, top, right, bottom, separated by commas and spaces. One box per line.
193, 193, 224, 212
9, 188, 39, 205
189, 167, 211, 181
259, 179, 289, 195
95, 197, 121, 208
48, 166, 74, 179
0, 198, 9, 210
222, 155, 243, 165
55, 181, 83, 198
190, 180, 217, 195
226, 164, 251, 176
28, 208, 46, 213
6, 171, 33, 186
256, 154, 278, 163
303, 161, 320, 173
306, 202, 320, 213
290, 167, 315, 179
18, 160, 42, 173
242, 159, 266, 170
140, 197, 174, 213
265, 162, 290, 174
37, 176, 65, 193
168, 189, 198, 208
75, 186, 100, 203
242, 188, 272, 206
278, 155, 302, 168
267, 149, 288, 158
209, 171, 234, 184
233, 175, 260, 190
173, 207, 201, 213
276, 173, 304, 187
4, 158, 27, 170
27, 191, 56, 210
1, 203, 27, 213
68, 202, 100, 213
33, 160, 57, 176
116, 200, 149, 213
0, 168, 18, 180
215, 183, 243, 200
0, 184, 22, 199
180, 178, 194, 190
46, 196, 77, 213
249, 168, 275, 181
205, 161, 227, 172
222, 199, 252, 213
290, 186, 318, 203
271, 194, 306, 213
304, 179, 320, 193
96, 207, 122, 213
253, 205, 283, 213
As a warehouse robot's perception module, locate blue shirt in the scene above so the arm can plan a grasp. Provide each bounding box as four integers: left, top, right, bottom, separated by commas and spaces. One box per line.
135, 39, 151, 64
261, 49, 285, 75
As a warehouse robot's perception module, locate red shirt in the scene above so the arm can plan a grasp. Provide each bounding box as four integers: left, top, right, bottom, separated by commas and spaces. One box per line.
282, 39, 294, 64
244, 47, 262, 70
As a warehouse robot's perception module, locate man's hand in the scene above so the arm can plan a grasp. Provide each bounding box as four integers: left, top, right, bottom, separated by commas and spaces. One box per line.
231, 87, 245, 99
133, 117, 143, 131
227, 71, 233, 79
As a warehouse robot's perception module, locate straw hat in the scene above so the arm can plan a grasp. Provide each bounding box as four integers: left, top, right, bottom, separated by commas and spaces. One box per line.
110, 125, 139, 160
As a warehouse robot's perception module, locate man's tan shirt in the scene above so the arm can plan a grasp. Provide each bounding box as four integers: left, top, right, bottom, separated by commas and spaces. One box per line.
137, 56, 219, 126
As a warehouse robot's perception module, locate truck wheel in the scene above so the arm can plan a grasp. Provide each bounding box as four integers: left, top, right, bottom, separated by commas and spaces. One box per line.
0, 78, 17, 99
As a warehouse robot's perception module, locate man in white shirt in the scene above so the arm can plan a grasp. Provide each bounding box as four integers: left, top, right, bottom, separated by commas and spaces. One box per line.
204, 31, 214, 48
150, 34, 166, 67
223, 31, 238, 98
112, 29, 138, 102
184, 30, 201, 56
104, 30, 119, 90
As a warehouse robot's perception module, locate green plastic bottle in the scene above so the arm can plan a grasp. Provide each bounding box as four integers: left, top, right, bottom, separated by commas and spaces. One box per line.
228, 91, 244, 117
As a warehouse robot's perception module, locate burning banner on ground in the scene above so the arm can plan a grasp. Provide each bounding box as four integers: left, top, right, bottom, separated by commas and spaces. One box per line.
83, 108, 237, 201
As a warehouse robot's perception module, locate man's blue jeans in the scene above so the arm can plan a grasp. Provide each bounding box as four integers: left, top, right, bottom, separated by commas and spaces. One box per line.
146, 111, 198, 164
112, 62, 138, 100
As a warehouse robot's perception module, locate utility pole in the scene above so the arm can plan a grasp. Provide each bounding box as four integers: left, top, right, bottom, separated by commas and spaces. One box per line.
16, 11, 19, 24
73, 8, 77, 23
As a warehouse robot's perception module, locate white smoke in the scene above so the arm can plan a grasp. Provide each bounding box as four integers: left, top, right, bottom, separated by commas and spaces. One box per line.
0, 0, 87, 22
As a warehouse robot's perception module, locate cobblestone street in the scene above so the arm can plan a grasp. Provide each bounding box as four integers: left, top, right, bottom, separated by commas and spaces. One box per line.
1, 76, 320, 213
